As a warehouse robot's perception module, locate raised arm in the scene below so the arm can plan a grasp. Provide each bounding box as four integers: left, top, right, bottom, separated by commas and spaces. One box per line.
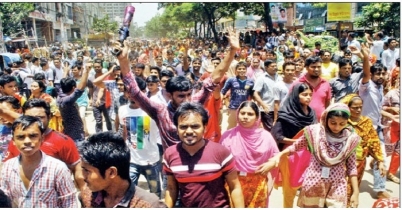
350, 44, 370, 84
92, 65, 116, 89
211, 29, 240, 84
77, 63, 91, 90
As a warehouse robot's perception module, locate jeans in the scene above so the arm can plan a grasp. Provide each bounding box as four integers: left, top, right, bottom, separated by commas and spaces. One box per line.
130, 162, 162, 198
92, 104, 112, 133
373, 126, 387, 192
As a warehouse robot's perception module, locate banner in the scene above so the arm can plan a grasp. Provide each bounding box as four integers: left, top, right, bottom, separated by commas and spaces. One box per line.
327, 3, 352, 22
270, 3, 287, 23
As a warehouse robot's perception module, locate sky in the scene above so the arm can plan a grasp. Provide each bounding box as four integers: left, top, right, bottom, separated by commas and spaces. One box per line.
131, 3, 163, 27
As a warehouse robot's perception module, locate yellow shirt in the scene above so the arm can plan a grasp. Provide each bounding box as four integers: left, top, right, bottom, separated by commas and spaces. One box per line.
321, 62, 338, 81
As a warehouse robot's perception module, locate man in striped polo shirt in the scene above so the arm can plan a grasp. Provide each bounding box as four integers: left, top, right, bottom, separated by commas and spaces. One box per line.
163, 102, 244, 208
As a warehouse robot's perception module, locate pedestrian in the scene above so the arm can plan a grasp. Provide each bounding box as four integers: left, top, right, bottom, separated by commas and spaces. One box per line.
270, 82, 316, 207
220, 101, 279, 207
0, 96, 21, 163
79, 132, 166, 208
163, 102, 244, 207
57, 62, 90, 145
0, 116, 77, 208
221, 61, 254, 130
260, 103, 361, 208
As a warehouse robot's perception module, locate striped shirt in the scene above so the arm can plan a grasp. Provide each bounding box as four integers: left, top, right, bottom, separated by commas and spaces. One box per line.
163, 140, 236, 207
122, 71, 216, 150
0, 152, 77, 208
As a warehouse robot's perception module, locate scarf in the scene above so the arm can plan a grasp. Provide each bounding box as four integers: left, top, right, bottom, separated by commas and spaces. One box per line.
278, 82, 316, 129
304, 103, 360, 167
220, 101, 279, 172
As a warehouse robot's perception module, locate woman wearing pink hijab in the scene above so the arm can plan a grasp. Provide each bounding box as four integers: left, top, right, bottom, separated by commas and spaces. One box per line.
220, 101, 279, 207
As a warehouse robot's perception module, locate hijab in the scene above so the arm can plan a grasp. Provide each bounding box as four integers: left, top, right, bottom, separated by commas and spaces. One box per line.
304, 103, 361, 167
220, 101, 279, 172
278, 82, 316, 129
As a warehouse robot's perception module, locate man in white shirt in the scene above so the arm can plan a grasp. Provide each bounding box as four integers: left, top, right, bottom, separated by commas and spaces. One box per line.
381, 38, 400, 71
366, 32, 384, 63
347, 32, 361, 63
118, 80, 162, 198
50, 58, 64, 90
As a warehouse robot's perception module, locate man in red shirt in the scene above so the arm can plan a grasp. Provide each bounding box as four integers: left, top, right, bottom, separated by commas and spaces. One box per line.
1, 99, 85, 191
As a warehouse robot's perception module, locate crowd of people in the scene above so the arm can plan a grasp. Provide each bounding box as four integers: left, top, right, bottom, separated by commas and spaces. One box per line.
0, 27, 399, 208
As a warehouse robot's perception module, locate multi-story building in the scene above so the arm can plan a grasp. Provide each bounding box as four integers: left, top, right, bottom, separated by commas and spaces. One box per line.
99, 3, 130, 23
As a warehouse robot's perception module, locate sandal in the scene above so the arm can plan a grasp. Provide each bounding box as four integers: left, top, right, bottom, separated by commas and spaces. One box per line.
387, 174, 400, 184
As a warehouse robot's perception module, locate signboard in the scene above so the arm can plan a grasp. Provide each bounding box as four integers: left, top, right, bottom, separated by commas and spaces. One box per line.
327, 3, 352, 22
269, 3, 288, 23
304, 18, 324, 32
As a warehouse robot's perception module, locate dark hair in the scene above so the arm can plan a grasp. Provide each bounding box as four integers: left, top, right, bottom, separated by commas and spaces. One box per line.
280, 8, 285, 12
31, 79, 46, 93
282, 61, 296, 70
135, 63, 145, 70
284, 51, 295, 59
71, 64, 82, 70
33, 73, 46, 81
211, 57, 221, 63
327, 110, 350, 121
338, 58, 353, 69
192, 57, 201, 64
252, 52, 261, 57
266, 49, 275, 56
12, 115, 45, 134
173, 102, 209, 127
340, 43, 348, 51
0, 189, 11, 208
149, 66, 161, 77
344, 50, 352, 56
348, 32, 356, 39
93, 59, 103, 65
376, 32, 384, 39
370, 63, 387, 75
264, 59, 276, 67
387, 38, 396, 45
39, 59, 48, 68
305, 56, 323, 67
320, 49, 331, 56
135, 76, 147, 91
32, 57, 40, 63
160, 70, 174, 79
296, 83, 312, 95
60, 77, 76, 93
0, 75, 16, 87
145, 75, 160, 83
23, 98, 51, 117
315, 41, 321, 46
79, 132, 131, 181
165, 76, 192, 94
0, 95, 21, 110
396, 58, 400, 67
108, 62, 118, 69
235, 61, 248, 70
238, 101, 260, 119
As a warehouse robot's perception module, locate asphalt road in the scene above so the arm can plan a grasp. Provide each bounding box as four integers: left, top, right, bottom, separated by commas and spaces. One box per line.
85, 107, 400, 208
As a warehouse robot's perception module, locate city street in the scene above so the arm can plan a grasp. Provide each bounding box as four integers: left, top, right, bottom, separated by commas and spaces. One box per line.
85, 107, 400, 208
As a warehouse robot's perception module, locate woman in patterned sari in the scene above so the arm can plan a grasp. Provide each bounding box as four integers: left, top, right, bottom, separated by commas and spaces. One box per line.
341, 94, 385, 205
258, 103, 361, 208
220, 101, 279, 207
30, 80, 63, 132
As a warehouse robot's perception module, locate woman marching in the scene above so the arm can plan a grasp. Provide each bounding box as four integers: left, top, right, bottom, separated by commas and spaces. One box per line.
30, 80, 63, 132
220, 101, 279, 207
341, 94, 385, 205
270, 82, 317, 207
258, 103, 361, 208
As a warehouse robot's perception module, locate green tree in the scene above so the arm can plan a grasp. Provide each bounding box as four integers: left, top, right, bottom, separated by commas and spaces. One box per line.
355, 3, 400, 37
0, 3, 35, 37
92, 14, 118, 42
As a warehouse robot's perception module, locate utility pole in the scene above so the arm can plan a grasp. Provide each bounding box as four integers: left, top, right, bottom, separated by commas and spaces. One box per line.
0, 16, 5, 53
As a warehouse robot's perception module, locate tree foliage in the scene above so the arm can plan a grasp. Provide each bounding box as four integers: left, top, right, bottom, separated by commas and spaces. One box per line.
0, 3, 35, 37
92, 14, 118, 34
355, 3, 400, 37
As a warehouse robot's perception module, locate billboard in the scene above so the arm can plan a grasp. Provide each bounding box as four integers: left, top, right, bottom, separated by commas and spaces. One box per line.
327, 3, 352, 22
269, 3, 287, 23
